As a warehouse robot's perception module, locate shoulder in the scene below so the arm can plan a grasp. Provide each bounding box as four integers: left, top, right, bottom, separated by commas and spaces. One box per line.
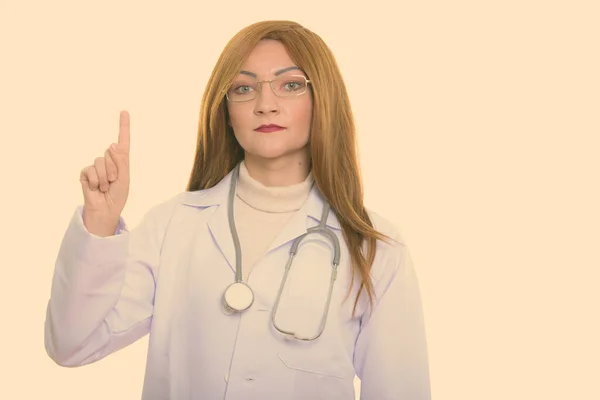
363, 207, 416, 290
129, 190, 214, 244
148, 186, 220, 214
364, 206, 408, 247
138, 186, 225, 229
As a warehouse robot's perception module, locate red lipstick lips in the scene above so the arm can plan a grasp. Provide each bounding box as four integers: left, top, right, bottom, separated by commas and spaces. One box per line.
254, 124, 285, 133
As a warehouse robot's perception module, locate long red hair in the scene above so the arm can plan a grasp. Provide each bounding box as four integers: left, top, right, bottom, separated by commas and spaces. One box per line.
186, 20, 395, 316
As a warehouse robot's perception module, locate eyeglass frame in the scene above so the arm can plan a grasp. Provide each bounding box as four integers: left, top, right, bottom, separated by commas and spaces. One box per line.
225, 74, 312, 103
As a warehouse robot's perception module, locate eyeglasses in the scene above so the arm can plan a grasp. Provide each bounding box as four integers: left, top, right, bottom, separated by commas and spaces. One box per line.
226, 74, 311, 103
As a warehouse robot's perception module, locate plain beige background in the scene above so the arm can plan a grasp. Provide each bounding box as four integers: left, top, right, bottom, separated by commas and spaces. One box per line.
1, 0, 599, 399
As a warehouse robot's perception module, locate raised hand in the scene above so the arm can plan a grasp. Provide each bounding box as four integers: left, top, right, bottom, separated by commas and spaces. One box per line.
79, 110, 131, 236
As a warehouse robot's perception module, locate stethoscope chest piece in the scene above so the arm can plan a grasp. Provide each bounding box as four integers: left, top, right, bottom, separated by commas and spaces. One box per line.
222, 281, 254, 315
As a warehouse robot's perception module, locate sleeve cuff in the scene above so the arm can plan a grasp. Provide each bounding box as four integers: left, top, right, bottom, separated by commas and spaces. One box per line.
60, 205, 130, 267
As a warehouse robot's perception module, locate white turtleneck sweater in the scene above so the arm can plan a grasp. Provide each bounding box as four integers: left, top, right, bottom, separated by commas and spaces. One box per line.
233, 161, 314, 281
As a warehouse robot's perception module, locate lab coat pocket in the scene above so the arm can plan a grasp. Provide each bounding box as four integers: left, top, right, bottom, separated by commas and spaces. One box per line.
277, 349, 355, 399
273, 236, 356, 398
273, 236, 338, 337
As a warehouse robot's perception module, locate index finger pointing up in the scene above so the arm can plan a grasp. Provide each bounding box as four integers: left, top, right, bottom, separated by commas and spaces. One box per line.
118, 110, 130, 153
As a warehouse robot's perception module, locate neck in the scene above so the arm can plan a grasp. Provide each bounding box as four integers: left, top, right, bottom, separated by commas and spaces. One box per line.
243, 152, 311, 187
237, 160, 314, 213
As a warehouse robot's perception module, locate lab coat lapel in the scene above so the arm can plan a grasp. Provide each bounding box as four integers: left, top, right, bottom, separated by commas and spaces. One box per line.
207, 199, 237, 274
181, 168, 237, 275
264, 183, 341, 255
181, 165, 342, 274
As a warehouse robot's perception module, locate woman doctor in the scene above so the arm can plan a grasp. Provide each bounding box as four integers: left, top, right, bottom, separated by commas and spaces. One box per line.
44, 20, 431, 400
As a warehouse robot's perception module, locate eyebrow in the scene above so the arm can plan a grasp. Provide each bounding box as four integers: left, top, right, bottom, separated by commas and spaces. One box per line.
239, 66, 302, 78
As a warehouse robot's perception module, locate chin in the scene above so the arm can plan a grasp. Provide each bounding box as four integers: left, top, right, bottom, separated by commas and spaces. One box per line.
237, 132, 309, 161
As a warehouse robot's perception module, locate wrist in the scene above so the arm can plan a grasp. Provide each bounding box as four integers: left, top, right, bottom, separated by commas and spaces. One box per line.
82, 210, 121, 237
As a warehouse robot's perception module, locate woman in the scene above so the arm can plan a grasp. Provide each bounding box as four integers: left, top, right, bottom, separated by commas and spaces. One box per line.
45, 20, 431, 399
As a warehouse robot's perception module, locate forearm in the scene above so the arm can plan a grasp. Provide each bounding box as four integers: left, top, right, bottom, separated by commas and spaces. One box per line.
45, 207, 130, 366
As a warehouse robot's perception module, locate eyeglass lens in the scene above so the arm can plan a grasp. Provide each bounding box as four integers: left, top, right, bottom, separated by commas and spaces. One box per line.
227, 75, 308, 101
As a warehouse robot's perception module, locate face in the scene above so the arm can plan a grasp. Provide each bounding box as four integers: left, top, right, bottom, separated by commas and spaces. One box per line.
226, 39, 313, 166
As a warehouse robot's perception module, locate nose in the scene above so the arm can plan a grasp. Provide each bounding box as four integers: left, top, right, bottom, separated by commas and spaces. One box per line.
253, 84, 280, 116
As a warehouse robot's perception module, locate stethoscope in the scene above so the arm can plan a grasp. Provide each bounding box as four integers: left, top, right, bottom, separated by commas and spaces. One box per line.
221, 162, 341, 341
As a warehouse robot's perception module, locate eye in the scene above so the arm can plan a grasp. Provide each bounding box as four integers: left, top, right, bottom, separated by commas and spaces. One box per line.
281, 79, 305, 92
234, 84, 254, 94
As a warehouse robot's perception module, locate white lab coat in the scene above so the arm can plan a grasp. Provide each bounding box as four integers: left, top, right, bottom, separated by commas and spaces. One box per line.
44, 166, 431, 399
